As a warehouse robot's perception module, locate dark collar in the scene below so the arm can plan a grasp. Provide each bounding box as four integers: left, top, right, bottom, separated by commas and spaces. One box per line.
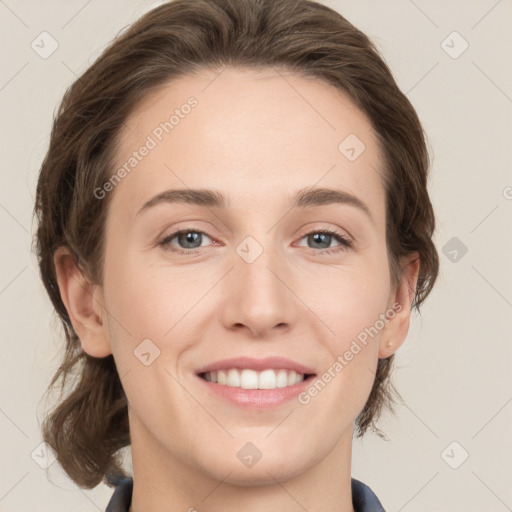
105, 476, 385, 512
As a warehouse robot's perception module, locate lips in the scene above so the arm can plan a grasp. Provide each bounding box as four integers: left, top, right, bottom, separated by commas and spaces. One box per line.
196, 356, 316, 392
196, 356, 316, 374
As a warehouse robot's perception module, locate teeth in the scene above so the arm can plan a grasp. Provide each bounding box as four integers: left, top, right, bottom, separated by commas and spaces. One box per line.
240, 369, 259, 389
258, 369, 276, 389
276, 369, 288, 388
227, 368, 241, 387
202, 369, 306, 390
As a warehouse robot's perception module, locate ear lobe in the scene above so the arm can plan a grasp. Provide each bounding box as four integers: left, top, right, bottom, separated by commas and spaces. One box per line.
378, 252, 420, 359
53, 246, 112, 358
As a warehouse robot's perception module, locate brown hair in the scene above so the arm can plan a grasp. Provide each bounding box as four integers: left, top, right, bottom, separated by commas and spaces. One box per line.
34, 0, 439, 490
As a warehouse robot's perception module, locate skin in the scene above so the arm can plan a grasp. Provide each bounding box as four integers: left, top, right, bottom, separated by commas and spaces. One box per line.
55, 67, 419, 512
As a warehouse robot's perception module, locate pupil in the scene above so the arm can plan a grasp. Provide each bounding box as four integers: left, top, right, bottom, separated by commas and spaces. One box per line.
312, 233, 329, 248
181, 232, 200, 248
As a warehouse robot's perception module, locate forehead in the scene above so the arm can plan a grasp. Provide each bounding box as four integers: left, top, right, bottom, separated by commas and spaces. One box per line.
109, 67, 386, 222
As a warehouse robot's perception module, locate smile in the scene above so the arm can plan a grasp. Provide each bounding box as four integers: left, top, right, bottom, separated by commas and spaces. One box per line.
195, 356, 317, 408
200, 368, 311, 390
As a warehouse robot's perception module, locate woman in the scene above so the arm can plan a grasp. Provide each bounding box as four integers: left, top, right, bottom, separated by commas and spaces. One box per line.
34, 0, 439, 510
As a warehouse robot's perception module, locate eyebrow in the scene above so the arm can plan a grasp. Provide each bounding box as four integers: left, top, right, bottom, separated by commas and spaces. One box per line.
136, 186, 373, 222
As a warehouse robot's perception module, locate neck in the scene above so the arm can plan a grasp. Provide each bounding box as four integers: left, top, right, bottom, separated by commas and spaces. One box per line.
128, 414, 355, 512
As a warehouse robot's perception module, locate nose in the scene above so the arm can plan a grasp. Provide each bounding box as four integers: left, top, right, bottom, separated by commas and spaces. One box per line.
221, 241, 297, 339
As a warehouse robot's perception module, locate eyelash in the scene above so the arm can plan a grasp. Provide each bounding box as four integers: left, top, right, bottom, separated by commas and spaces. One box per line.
158, 227, 353, 256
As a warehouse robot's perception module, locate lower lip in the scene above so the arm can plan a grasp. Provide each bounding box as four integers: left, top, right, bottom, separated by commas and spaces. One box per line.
197, 375, 315, 408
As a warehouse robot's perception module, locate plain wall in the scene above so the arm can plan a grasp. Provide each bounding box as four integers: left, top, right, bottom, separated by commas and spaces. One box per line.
1, 0, 511, 510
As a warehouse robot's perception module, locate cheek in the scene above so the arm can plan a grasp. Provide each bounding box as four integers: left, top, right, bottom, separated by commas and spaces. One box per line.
322, 255, 391, 405
304, 251, 391, 344
101, 247, 204, 363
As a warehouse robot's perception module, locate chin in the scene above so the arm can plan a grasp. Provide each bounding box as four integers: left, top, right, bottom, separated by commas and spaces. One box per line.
192, 442, 315, 487
216, 458, 310, 487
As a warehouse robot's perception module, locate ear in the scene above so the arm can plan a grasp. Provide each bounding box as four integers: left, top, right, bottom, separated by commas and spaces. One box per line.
53, 246, 112, 358
378, 252, 420, 359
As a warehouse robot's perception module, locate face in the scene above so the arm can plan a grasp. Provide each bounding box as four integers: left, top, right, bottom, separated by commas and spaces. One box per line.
90, 67, 411, 485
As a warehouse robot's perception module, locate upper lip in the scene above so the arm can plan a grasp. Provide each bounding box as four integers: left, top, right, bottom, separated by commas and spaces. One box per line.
196, 356, 316, 375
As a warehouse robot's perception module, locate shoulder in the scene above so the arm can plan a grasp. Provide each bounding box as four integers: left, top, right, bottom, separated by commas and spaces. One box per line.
351, 477, 386, 512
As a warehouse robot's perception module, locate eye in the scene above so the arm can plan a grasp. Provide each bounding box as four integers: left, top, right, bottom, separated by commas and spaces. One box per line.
296, 228, 352, 255
159, 229, 214, 255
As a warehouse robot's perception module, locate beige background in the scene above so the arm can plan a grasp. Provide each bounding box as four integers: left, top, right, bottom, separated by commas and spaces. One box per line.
1, 0, 511, 510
